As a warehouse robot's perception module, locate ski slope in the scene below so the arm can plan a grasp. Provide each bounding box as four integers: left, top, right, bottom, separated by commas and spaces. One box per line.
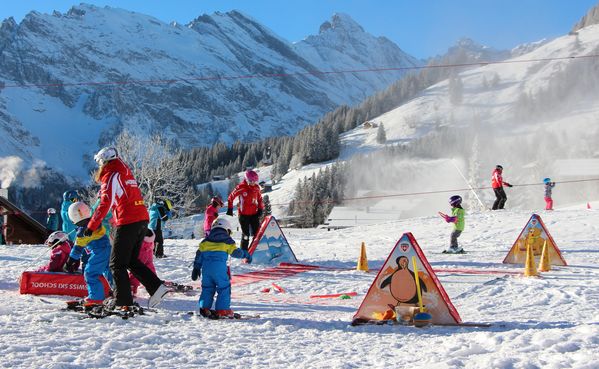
1, 208, 598, 368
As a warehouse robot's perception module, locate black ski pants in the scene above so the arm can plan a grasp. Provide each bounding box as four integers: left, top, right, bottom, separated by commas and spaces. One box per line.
111, 220, 162, 306
153, 222, 164, 257
238, 214, 261, 250
492, 187, 507, 210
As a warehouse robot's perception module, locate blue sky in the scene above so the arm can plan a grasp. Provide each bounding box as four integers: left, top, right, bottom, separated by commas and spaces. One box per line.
1, 1, 597, 59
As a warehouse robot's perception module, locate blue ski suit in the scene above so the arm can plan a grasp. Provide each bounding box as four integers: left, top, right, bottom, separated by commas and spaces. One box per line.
60, 199, 77, 243
69, 226, 112, 301
193, 227, 250, 311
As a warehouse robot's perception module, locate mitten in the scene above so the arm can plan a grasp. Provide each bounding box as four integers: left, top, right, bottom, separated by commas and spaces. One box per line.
226, 208, 233, 216
63, 257, 79, 273
191, 267, 201, 281
256, 208, 263, 217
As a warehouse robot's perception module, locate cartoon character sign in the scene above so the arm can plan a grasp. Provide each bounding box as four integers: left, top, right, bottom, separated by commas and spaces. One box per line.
353, 233, 461, 325
248, 216, 298, 265
380, 255, 427, 305
503, 214, 567, 265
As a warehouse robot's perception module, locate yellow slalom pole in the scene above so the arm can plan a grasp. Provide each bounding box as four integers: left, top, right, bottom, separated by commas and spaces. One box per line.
412, 256, 424, 313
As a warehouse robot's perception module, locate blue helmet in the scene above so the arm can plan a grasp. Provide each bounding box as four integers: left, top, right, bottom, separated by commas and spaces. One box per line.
63, 190, 79, 202
449, 195, 462, 206
543, 178, 551, 184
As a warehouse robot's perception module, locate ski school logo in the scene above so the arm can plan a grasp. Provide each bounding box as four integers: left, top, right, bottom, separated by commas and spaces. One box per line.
243, 192, 248, 197
400, 243, 410, 252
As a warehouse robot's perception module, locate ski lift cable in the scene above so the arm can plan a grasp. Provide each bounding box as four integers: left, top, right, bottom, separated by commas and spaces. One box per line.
2, 53, 598, 89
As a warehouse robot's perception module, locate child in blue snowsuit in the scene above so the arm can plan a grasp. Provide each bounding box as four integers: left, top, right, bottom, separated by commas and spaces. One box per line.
63, 202, 112, 308
191, 217, 251, 318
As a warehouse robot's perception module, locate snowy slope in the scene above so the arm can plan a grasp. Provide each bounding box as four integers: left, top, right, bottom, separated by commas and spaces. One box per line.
2, 208, 598, 368
0, 5, 420, 179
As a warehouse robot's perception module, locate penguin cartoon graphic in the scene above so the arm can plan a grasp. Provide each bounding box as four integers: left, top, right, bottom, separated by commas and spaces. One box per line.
380, 255, 427, 305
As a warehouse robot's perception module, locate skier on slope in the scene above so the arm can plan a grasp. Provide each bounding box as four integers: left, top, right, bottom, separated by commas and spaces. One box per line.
63, 202, 112, 309
226, 170, 264, 251
149, 199, 172, 258
491, 165, 513, 210
439, 195, 466, 254
86, 146, 169, 311
129, 228, 157, 296
46, 208, 59, 232
36, 231, 78, 272
543, 178, 556, 210
191, 217, 252, 319
204, 196, 224, 237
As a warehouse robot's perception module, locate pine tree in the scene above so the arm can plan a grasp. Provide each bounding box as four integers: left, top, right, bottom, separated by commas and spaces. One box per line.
376, 123, 387, 144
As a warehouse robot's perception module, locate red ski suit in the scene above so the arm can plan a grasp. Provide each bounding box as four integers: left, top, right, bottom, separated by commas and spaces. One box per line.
88, 158, 149, 231
227, 180, 264, 216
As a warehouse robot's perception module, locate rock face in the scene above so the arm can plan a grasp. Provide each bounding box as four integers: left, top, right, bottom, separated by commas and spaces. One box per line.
572, 3, 599, 32
0, 5, 421, 177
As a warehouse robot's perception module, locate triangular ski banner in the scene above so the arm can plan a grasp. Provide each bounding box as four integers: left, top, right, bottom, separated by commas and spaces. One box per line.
247, 215, 298, 265
503, 213, 567, 266
352, 233, 462, 325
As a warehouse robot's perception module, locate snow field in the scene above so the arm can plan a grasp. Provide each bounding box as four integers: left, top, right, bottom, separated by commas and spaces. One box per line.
1, 208, 598, 368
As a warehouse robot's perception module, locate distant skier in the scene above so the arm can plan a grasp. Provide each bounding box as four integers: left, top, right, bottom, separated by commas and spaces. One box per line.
543, 178, 556, 210
36, 231, 77, 272
46, 208, 59, 232
60, 190, 79, 242
491, 165, 512, 210
63, 202, 112, 308
439, 195, 466, 254
191, 217, 251, 319
227, 170, 264, 251
204, 196, 224, 237
149, 199, 173, 258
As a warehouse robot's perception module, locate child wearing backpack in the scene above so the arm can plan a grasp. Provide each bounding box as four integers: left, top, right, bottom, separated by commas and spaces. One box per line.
439, 195, 466, 254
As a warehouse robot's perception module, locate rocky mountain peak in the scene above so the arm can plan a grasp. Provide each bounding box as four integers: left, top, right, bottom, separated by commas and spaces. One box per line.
572, 2, 599, 32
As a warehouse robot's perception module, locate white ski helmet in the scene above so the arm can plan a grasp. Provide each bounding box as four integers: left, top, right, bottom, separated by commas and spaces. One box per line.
46, 231, 68, 247
47, 208, 56, 215
68, 201, 91, 226
211, 217, 232, 234
94, 146, 118, 165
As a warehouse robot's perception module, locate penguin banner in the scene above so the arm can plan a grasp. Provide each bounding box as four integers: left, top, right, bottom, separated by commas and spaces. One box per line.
352, 233, 461, 325
248, 215, 298, 265
503, 214, 567, 266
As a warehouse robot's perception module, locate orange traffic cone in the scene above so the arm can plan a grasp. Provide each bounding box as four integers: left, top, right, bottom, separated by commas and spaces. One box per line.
587, 202, 592, 210
524, 242, 538, 277
356, 242, 369, 272
538, 240, 551, 272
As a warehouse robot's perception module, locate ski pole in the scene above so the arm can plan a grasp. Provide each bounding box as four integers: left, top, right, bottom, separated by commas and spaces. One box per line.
29, 229, 77, 268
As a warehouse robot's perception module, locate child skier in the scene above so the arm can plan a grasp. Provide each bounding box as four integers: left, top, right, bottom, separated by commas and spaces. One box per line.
63, 201, 112, 308
46, 208, 59, 232
543, 178, 556, 210
191, 217, 251, 319
439, 195, 466, 254
204, 196, 224, 237
129, 229, 157, 296
36, 231, 78, 272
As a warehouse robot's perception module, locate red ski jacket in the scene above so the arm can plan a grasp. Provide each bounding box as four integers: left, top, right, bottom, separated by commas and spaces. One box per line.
88, 158, 149, 230
227, 180, 264, 216
491, 169, 507, 189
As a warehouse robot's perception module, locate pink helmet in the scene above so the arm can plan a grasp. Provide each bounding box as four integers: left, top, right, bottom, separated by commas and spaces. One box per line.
245, 170, 259, 183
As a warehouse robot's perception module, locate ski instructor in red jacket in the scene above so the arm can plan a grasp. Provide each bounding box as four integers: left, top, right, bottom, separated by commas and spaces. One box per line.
84, 147, 169, 310
491, 164, 513, 210
227, 170, 265, 251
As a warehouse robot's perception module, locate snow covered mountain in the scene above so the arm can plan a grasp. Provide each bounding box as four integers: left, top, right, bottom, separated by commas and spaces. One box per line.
0, 5, 420, 178
262, 20, 599, 220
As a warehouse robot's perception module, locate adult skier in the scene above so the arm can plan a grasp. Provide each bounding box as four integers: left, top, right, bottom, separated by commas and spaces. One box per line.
226, 170, 264, 251
491, 165, 512, 210
85, 146, 169, 311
